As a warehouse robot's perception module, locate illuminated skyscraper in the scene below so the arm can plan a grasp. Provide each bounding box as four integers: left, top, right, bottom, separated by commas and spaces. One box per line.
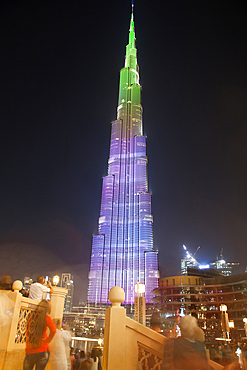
87, 6, 159, 305
61, 273, 74, 312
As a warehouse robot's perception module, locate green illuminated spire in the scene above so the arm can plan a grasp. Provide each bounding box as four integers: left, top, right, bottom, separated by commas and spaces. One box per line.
128, 12, 135, 49
118, 4, 140, 106
125, 8, 137, 69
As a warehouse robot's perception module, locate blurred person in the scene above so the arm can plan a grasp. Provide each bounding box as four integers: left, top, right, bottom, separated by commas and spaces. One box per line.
150, 313, 162, 333
74, 350, 86, 370
70, 348, 76, 370
162, 315, 210, 370
223, 357, 247, 370
243, 343, 247, 361
80, 360, 92, 370
49, 319, 72, 370
0, 275, 12, 290
23, 300, 56, 370
194, 326, 205, 344
62, 323, 72, 369
85, 352, 93, 367
29, 276, 53, 301
97, 348, 103, 368
90, 348, 99, 370
222, 344, 234, 366
74, 348, 80, 359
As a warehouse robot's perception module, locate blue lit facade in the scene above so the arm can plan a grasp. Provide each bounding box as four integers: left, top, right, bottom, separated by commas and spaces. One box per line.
87, 10, 159, 305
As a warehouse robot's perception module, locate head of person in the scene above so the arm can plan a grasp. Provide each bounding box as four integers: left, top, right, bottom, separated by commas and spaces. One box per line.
194, 326, 205, 343
62, 323, 69, 331
38, 299, 51, 316
91, 348, 98, 361
179, 315, 198, 340
80, 360, 92, 370
37, 276, 45, 285
2, 275, 12, 284
150, 318, 161, 332
80, 350, 85, 359
53, 318, 62, 329
97, 348, 103, 356
29, 300, 51, 348
86, 351, 91, 359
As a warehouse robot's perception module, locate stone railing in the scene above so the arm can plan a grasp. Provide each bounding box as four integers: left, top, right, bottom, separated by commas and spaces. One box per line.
103, 286, 166, 370
0, 281, 67, 370
103, 286, 223, 370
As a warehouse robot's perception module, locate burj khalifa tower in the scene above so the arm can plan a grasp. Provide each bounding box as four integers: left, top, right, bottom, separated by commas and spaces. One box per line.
87, 4, 159, 305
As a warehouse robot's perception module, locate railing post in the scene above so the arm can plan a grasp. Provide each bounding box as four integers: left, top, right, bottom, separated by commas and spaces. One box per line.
4, 281, 23, 352
103, 287, 126, 370
0, 280, 25, 370
50, 287, 67, 321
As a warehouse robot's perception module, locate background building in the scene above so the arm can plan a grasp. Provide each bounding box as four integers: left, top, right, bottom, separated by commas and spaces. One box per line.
87, 7, 159, 306
152, 271, 247, 343
61, 273, 74, 312
210, 249, 239, 276
181, 245, 239, 276
181, 245, 200, 275
63, 302, 106, 337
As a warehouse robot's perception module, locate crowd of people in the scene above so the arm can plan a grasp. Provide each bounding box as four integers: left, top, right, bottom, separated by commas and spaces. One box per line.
209, 342, 247, 368
70, 348, 103, 370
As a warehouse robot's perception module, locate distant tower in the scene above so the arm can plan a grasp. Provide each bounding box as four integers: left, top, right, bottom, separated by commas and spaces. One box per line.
210, 249, 239, 276
87, 5, 159, 306
61, 273, 74, 312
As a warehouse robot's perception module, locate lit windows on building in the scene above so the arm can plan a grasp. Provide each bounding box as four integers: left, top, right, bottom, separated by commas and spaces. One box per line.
151, 272, 247, 342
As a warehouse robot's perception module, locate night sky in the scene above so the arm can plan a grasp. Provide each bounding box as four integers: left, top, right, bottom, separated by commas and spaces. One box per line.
1, 0, 247, 304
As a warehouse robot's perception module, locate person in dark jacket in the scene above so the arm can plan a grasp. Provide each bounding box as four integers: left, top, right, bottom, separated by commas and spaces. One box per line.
74, 350, 86, 370
162, 315, 210, 370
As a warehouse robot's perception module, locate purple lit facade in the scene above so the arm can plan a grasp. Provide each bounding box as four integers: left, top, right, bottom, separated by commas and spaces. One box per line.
87, 10, 159, 305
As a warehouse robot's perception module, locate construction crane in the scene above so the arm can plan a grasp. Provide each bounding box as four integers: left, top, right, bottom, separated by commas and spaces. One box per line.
182, 244, 200, 261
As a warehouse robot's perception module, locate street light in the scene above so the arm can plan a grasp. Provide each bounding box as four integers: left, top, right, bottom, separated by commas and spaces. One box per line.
220, 304, 229, 341
53, 275, 60, 286
135, 282, 145, 296
135, 282, 146, 325
243, 318, 247, 337
220, 304, 228, 312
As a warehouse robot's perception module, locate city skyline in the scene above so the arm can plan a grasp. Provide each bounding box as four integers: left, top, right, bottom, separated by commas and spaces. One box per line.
1, 0, 247, 304
88, 9, 159, 304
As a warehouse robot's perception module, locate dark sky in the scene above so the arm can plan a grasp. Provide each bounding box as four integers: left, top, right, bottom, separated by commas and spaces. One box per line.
1, 0, 247, 303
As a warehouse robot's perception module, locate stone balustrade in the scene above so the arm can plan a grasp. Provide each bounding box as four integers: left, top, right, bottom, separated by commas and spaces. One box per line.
103, 286, 223, 370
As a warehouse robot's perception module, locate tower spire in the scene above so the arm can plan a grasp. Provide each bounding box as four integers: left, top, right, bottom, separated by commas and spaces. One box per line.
125, 2, 136, 68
